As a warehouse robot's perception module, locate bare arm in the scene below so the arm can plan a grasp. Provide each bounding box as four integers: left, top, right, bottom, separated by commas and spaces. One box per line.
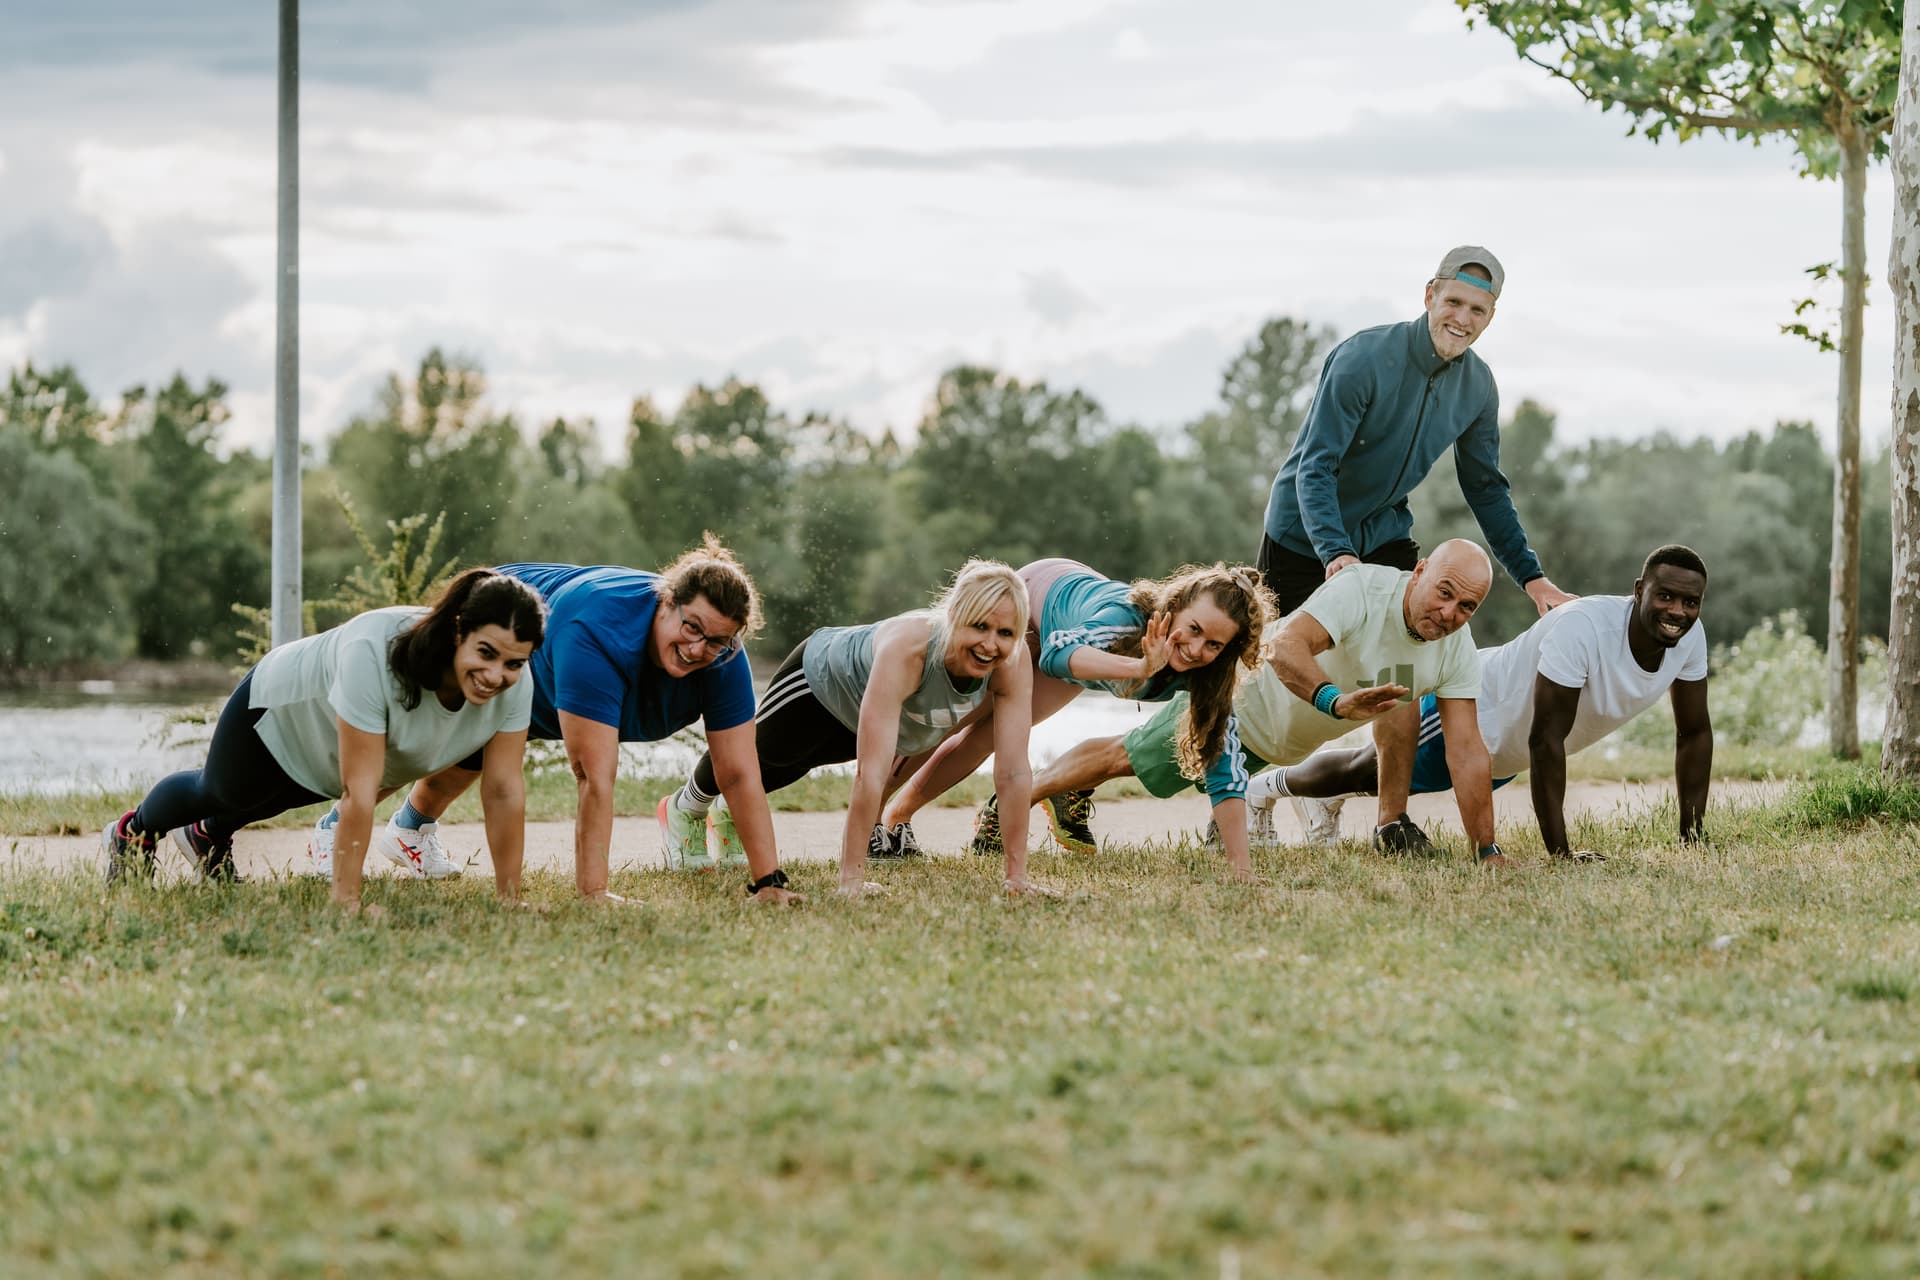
479, 728, 529, 902
1437, 697, 1496, 853
840, 618, 922, 892
1214, 796, 1255, 881
1267, 614, 1407, 722
1064, 612, 1173, 685
1525, 673, 1583, 856
557, 711, 620, 899
1671, 678, 1713, 843
330, 720, 387, 910
709, 721, 801, 903
985, 648, 1045, 892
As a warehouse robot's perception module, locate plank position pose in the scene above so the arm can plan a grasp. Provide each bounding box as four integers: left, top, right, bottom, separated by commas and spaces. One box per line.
1024, 540, 1507, 876
1255, 545, 1712, 861
306, 540, 798, 904
1256, 245, 1577, 846
102, 570, 547, 912
666, 560, 1054, 897
883, 560, 1275, 858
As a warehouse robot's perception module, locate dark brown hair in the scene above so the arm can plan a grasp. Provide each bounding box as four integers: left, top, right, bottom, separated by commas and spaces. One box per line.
1117, 563, 1278, 781
659, 532, 764, 637
388, 568, 548, 711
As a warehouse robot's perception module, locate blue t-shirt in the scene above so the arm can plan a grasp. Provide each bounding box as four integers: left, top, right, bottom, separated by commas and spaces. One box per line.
497, 563, 756, 742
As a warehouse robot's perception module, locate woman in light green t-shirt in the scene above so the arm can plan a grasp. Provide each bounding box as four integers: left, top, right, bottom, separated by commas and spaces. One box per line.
102, 569, 548, 913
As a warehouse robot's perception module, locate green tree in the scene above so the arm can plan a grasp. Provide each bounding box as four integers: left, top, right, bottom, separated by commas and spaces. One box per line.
0, 362, 111, 481
1457, 0, 1901, 755
328, 349, 524, 564
118, 375, 269, 659
1186, 317, 1335, 536
0, 431, 148, 671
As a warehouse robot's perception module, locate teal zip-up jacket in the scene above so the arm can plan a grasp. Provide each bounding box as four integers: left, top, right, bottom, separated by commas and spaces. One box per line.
1261, 315, 1544, 588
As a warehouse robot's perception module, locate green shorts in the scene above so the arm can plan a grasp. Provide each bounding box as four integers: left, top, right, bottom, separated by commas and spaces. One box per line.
1121, 695, 1267, 800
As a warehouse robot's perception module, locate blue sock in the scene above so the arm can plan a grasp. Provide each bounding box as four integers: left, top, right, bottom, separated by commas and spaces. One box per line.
318, 807, 340, 830
394, 799, 432, 830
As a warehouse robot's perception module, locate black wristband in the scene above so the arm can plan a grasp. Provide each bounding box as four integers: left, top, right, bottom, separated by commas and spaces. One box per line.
1476, 843, 1504, 863
746, 867, 790, 895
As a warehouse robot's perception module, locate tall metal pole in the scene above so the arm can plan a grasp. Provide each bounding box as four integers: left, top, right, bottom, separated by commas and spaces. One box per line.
271, 0, 302, 646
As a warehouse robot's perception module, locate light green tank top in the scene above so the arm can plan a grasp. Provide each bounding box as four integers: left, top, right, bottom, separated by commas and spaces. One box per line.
801, 614, 987, 755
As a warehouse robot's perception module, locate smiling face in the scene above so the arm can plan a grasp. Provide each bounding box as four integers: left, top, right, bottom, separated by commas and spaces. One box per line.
1424, 274, 1496, 362
1634, 565, 1706, 648
944, 594, 1022, 681
1165, 593, 1242, 672
446, 623, 534, 705
649, 592, 743, 678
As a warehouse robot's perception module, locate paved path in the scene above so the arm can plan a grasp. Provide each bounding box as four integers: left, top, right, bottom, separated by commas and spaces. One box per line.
3, 779, 1784, 882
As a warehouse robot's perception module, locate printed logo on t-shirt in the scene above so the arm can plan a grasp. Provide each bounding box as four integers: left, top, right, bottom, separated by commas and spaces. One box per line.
1374, 662, 1417, 702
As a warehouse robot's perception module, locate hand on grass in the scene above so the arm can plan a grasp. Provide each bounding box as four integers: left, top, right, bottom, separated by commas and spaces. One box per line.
838, 881, 888, 898
1552, 849, 1606, 864
750, 886, 805, 906
1003, 878, 1063, 898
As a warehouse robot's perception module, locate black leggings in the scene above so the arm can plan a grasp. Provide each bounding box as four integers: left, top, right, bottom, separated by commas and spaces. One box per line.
133, 669, 330, 840
689, 640, 857, 797
1257, 534, 1421, 615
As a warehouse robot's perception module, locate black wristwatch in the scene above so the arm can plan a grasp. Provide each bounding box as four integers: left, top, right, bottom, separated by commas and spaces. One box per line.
746, 867, 790, 896
1476, 842, 1505, 863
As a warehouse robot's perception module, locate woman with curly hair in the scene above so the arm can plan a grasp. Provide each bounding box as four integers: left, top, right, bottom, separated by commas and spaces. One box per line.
880, 559, 1275, 875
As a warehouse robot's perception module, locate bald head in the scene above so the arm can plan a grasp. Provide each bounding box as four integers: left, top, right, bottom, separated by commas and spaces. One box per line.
1403, 539, 1492, 641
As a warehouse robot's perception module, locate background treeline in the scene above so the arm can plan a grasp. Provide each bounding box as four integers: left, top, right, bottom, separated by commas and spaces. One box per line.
0, 315, 1893, 676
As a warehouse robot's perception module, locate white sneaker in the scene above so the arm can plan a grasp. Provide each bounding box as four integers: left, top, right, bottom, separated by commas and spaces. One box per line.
1290, 794, 1346, 847
301, 819, 335, 878
1248, 797, 1280, 849
377, 817, 460, 879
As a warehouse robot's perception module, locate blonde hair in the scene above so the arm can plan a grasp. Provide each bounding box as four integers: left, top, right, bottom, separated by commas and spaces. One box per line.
930, 559, 1029, 647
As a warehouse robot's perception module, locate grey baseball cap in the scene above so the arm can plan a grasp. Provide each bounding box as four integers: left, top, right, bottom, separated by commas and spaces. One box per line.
1433, 246, 1504, 299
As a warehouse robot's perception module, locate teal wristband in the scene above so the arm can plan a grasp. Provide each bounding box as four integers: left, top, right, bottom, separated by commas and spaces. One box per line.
1312, 682, 1342, 717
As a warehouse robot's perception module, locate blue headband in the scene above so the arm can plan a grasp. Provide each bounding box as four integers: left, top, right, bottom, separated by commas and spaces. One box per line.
1451, 271, 1494, 293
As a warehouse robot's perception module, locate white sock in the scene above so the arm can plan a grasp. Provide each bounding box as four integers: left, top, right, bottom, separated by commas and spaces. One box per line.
674, 779, 717, 817
1246, 768, 1290, 806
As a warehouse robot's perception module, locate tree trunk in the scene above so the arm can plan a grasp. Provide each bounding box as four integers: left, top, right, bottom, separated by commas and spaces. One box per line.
1825, 122, 1868, 758
1886, 0, 1920, 781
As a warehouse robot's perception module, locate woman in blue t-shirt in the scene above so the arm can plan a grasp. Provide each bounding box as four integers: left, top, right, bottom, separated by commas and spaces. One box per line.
344, 537, 801, 905
100, 569, 547, 913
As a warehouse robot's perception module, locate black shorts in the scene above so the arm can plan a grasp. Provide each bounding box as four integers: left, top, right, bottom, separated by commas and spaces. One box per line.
1256, 535, 1420, 615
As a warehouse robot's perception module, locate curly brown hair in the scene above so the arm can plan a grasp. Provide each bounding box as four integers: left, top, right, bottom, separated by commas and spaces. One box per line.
1112, 563, 1277, 781
658, 532, 764, 637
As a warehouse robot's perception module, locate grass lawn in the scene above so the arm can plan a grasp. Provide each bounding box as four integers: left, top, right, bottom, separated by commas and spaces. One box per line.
5, 788, 1920, 1276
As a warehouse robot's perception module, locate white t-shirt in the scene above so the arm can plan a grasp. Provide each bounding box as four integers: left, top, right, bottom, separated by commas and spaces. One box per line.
249, 606, 534, 797
1236, 565, 1480, 766
1476, 595, 1708, 777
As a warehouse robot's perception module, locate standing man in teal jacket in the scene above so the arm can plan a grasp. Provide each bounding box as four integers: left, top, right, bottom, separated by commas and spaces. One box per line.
1257, 245, 1575, 852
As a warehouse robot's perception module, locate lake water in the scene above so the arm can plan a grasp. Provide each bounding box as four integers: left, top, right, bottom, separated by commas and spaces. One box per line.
0, 684, 1162, 796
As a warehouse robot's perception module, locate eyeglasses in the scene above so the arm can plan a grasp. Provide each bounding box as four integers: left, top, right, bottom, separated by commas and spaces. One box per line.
676, 604, 741, 657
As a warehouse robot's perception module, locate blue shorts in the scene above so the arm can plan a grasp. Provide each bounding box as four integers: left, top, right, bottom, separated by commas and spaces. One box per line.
1410, 693, 1516, 795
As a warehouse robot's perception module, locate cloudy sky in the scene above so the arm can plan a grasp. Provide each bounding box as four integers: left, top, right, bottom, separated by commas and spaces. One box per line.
0, 0, 1896, 459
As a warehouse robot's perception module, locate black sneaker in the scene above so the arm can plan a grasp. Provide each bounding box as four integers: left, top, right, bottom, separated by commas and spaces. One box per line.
968, 793, 1003, 857
1371, 813, 1435, 857
1044, 788, 1097, 855
102, 812, 157, 886
889, 822, 922, 858
170, 822, 240, 882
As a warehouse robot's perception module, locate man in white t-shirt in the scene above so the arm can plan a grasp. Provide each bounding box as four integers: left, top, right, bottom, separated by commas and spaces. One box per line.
1040, 538, 1506, 872
1254, 545, 1711, 861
